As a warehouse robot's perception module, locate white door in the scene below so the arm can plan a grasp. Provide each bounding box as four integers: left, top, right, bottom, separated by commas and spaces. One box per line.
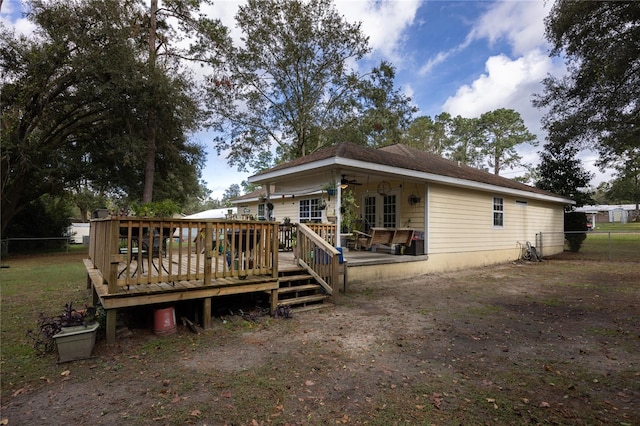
362, 191, 398, 229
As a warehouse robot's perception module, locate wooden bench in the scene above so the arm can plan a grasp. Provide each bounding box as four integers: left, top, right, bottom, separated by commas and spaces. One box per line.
353, 227, 416, 250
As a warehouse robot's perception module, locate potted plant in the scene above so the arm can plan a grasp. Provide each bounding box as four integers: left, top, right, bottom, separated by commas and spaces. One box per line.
28, 301, 101, 363
322, 183, 337, 198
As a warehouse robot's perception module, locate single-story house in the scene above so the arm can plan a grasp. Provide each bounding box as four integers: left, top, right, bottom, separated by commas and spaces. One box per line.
232, 142, 574, 278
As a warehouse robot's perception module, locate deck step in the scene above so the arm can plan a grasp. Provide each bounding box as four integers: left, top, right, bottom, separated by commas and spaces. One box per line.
278, 274, 314, 285
278, 293, 328, 306
277, 283, 320, 294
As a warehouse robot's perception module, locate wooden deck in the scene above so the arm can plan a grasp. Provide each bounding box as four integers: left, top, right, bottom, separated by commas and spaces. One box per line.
86, 258, 280, 344
85, 218, 410, 345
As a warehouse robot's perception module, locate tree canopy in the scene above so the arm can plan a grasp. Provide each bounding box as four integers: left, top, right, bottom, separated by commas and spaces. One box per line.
478, 108, 537, 175
534, 1, 640, 164
403, 108, 536, 176
207, 0, 414, 170
0, 0, 226, 235
536, 142, 593, 208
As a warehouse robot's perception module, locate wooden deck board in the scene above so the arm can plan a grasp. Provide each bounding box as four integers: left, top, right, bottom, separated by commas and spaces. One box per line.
87, 257, 278, 309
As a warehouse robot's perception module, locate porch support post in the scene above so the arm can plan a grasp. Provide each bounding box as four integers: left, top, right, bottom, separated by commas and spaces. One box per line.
202, 297, 212, 329
335, 177, 342, 247
270, 289, 278, 315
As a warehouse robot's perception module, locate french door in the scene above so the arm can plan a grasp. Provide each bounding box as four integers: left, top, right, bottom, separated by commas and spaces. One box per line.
362, 192, 398, 230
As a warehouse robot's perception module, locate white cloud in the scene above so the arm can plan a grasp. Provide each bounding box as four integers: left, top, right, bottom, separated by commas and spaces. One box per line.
469, 0, 552, 57
336, 0, 420, 62
1, 0, 37, 36
442, 50, 554, 119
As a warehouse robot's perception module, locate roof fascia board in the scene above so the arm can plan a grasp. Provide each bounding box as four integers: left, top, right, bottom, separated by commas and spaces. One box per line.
250, 156, 573, 205
248, 158, 338, 183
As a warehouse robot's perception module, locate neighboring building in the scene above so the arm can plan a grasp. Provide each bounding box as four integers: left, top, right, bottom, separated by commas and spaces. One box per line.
67, 222, 91, 244
233, 142, 573, 274
576, 204, 640, 226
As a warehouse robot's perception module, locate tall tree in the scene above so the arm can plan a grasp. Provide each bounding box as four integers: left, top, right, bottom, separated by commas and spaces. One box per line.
478, 108, 537, 175
536, 142, 593, 208
141, 0, 231, 202
207, 0, 371, 170
403, 113, 453, 156
449, 115, 484, 168
351, 61, 417, 148
605, 150, 640, 211
0, 0, 217, 235
222, 184, 241, 206
533, 1, 640, 172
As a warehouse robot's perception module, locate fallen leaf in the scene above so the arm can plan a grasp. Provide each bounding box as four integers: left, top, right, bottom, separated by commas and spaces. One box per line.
60, 370, 71, 376
171, 396, 181, 403
431, 393, 443, 409
0, 419, 8, 425
305, 380, 315, 386
540, 401, 550, 408
12, 387, 26, 397
190, 410, 201, 417
486, 398, 496, 403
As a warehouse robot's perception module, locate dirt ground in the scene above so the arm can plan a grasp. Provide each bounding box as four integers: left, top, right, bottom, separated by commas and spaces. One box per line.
2, 257, 639, 425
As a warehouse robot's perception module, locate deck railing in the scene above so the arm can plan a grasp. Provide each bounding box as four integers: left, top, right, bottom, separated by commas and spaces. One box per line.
89, 217, 278, 294
295, 223, 340, 295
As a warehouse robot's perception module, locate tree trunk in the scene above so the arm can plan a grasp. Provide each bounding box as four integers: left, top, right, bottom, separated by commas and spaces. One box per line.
142, 0, 158, 203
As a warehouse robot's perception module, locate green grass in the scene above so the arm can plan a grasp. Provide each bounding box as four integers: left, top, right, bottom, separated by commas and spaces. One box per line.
558, 226, 640, 261
592, 222, 640, 232
0, 252, 92, 398
2, 252, 639, 425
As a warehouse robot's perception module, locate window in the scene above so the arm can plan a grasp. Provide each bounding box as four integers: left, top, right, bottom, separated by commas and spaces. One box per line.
493, 197, 504, 227
257, 203, 265, 220
299, 198, 323, 222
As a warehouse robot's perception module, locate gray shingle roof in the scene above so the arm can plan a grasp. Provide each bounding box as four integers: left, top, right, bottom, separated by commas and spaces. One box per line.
253, 142, 566, 200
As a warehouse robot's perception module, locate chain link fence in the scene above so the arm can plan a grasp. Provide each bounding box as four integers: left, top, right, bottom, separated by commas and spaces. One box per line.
537, 231, 640, 261
1, 237, 72, 256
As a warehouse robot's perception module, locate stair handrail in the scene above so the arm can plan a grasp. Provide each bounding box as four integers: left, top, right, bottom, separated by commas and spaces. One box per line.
295, 223, 339, 296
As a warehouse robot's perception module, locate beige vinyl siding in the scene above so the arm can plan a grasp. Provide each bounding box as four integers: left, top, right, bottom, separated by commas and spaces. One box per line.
399, 182, 426, 230
270, 198, 299, 223
428, 183, 564, 255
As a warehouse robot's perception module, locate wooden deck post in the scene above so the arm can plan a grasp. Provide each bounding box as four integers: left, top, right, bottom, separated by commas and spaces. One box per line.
108, 220, 120, 295
203, 222, 213, 285
202, 298, 212, 329
106, 309, 117, 345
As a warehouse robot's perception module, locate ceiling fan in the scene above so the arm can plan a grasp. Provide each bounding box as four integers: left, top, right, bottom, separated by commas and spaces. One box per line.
341, 175, 362, 188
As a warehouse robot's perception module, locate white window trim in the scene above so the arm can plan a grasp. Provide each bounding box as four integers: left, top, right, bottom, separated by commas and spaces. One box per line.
493, 196, 504, 228
299, 198, 323, 223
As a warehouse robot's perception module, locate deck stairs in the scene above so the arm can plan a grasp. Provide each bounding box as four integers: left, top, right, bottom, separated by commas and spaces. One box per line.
276, 265, 331, 312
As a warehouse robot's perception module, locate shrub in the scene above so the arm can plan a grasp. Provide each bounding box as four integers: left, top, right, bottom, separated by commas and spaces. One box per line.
565, 211, 588, 252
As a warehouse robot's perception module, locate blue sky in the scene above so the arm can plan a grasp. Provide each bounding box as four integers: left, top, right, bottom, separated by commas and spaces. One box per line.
1, 0, 609, 199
